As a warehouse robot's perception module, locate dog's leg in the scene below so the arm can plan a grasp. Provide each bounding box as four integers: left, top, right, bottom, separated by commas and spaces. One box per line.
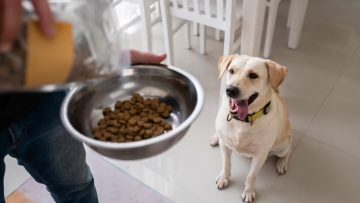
210, 133, 219, 146
276, 148, 291, 174
242, 153, 267, 203
216, 139, 232, 189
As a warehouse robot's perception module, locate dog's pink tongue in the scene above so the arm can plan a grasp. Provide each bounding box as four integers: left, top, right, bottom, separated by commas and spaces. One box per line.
236, 100, 248, 120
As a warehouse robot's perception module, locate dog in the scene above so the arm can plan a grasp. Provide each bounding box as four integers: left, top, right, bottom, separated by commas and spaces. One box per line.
211, 55, 292, 202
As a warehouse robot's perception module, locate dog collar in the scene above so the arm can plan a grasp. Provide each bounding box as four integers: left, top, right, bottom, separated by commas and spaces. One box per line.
227, 100, 271, 125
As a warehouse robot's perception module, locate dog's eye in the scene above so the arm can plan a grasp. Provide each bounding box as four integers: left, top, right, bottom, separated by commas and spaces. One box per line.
229, 69, 234, 74
249, 73, 258, 79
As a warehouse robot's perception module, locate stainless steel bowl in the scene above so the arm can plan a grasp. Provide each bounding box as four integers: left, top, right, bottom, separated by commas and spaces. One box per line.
61, 65, 204, 160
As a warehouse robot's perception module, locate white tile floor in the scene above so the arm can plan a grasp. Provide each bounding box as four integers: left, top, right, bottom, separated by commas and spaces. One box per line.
5, 0, 360, 202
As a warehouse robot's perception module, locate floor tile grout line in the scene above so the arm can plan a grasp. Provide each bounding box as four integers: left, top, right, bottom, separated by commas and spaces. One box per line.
121, 160, 209, 203
302, 42, 360, 136
302, 134, 360, 160
297, 43, 360, 160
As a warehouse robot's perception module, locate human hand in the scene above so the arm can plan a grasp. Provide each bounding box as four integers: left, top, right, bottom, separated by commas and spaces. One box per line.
0, 0, 55, 53
130, 50, 166, 65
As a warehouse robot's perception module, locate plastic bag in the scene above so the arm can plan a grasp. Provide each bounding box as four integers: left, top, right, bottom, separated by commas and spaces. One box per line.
0, 0, 129, 91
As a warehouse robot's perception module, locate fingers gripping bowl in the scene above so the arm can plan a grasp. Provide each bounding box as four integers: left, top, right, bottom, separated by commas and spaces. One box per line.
61, 65, 204, 160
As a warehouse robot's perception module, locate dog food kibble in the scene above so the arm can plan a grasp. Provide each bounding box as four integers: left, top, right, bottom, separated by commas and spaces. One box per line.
93, 93, 173, 143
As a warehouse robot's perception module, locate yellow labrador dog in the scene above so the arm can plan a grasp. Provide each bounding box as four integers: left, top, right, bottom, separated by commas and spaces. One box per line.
211, 55, 291, 202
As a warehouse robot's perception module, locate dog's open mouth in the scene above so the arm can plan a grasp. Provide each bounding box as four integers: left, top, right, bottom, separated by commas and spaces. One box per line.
230, 92, 259, 120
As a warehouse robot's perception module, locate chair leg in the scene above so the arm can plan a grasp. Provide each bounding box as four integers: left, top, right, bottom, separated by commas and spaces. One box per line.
159, 0, 174, 65
215, 29, 222, 41
287, 0, 294, 28
288, 0, 309, 49
193, 22, 199, 36
223, 0, 236, 56
139, 0, 152, 52
264, 0, 279, 58
185, 22, 191, 49
223, 30, 234, 56
200, 24, 206, 54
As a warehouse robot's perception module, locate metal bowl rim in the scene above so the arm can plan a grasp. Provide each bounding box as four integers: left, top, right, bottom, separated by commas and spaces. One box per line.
60, 65, 205, 149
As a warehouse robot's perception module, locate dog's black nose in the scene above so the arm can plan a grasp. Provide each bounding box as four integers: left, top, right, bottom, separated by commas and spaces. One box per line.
226, 86, 240, 98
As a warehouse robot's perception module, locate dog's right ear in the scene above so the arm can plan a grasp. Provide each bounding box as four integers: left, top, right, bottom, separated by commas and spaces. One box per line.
218, 54, 237, 78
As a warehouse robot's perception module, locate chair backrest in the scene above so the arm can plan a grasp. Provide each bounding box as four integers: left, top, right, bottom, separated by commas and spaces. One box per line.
168, 0, 236, 30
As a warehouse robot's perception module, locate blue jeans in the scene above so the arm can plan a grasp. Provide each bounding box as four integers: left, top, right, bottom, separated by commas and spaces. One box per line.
0, 91, 98, 203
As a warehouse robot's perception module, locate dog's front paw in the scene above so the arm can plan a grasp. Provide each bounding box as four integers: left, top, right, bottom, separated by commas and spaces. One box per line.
210, 135, 219, 146
242, 189, 256, 203
276, 157, 288, 175
216, 174, 230, 190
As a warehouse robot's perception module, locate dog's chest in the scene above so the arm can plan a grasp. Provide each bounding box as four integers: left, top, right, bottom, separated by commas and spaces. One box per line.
216, 113, 276, 156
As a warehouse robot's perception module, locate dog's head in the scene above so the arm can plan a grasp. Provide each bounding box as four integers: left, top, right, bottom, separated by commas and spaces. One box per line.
218, 54, 287, 119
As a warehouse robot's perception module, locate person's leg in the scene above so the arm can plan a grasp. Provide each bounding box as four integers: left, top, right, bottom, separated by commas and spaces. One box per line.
0, 129, 13, 203
8, 91, 98, 203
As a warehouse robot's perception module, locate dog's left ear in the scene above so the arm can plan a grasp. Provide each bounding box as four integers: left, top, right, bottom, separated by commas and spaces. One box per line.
218, 54, 237, 78
266, 60, 288, 91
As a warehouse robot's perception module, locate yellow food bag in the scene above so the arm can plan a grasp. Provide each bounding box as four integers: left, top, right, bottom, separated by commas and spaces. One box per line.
26, 21, 74, 87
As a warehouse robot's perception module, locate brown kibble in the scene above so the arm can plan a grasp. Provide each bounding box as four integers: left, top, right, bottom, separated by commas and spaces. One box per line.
118, 136, 126, 142
164, 123, 172, 130
142, 117, 149, 122
94, 93, 173, 143
137, 120, 144, 126
132, 126, 140, 132
94, 131, 102, 138
162, 111, 170, 118
129, 108, 137, 115
157, 106, 165, 113
157, 126, 165, 132
108, 119, 118, 127
103, 132, 112, 139
98, 118, 106, 125
124, 112, 131, 120
119, 128, 127, 134
139, 129, 145, 136
108, 127, 118, 134
153, 117, 162, 123
166, 105, 172, 112
153, 98, 160, 104
119, 119, 126, 124
128, 117, 137, 125
126, 135, 134, 141
126, 134, 133, 139
93, 127, 101, 133
150, 102, 157, 109
143, 122, 152, 129
117, 112, 125, 119
153, 130, 162, 136
145, 129, 153, 136
103, 107, 112, 115
115, 101, 122, 109
144, 99, 151, 106
124, 101, 131, 110
98, 123, 107, 129
136, 103, 144, 109
110, 113, 117, 120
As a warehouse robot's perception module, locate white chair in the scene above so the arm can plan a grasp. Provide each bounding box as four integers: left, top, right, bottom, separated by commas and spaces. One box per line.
160, 0, 242, 65
115, 0, 161, 52
263, 0, 309, 58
